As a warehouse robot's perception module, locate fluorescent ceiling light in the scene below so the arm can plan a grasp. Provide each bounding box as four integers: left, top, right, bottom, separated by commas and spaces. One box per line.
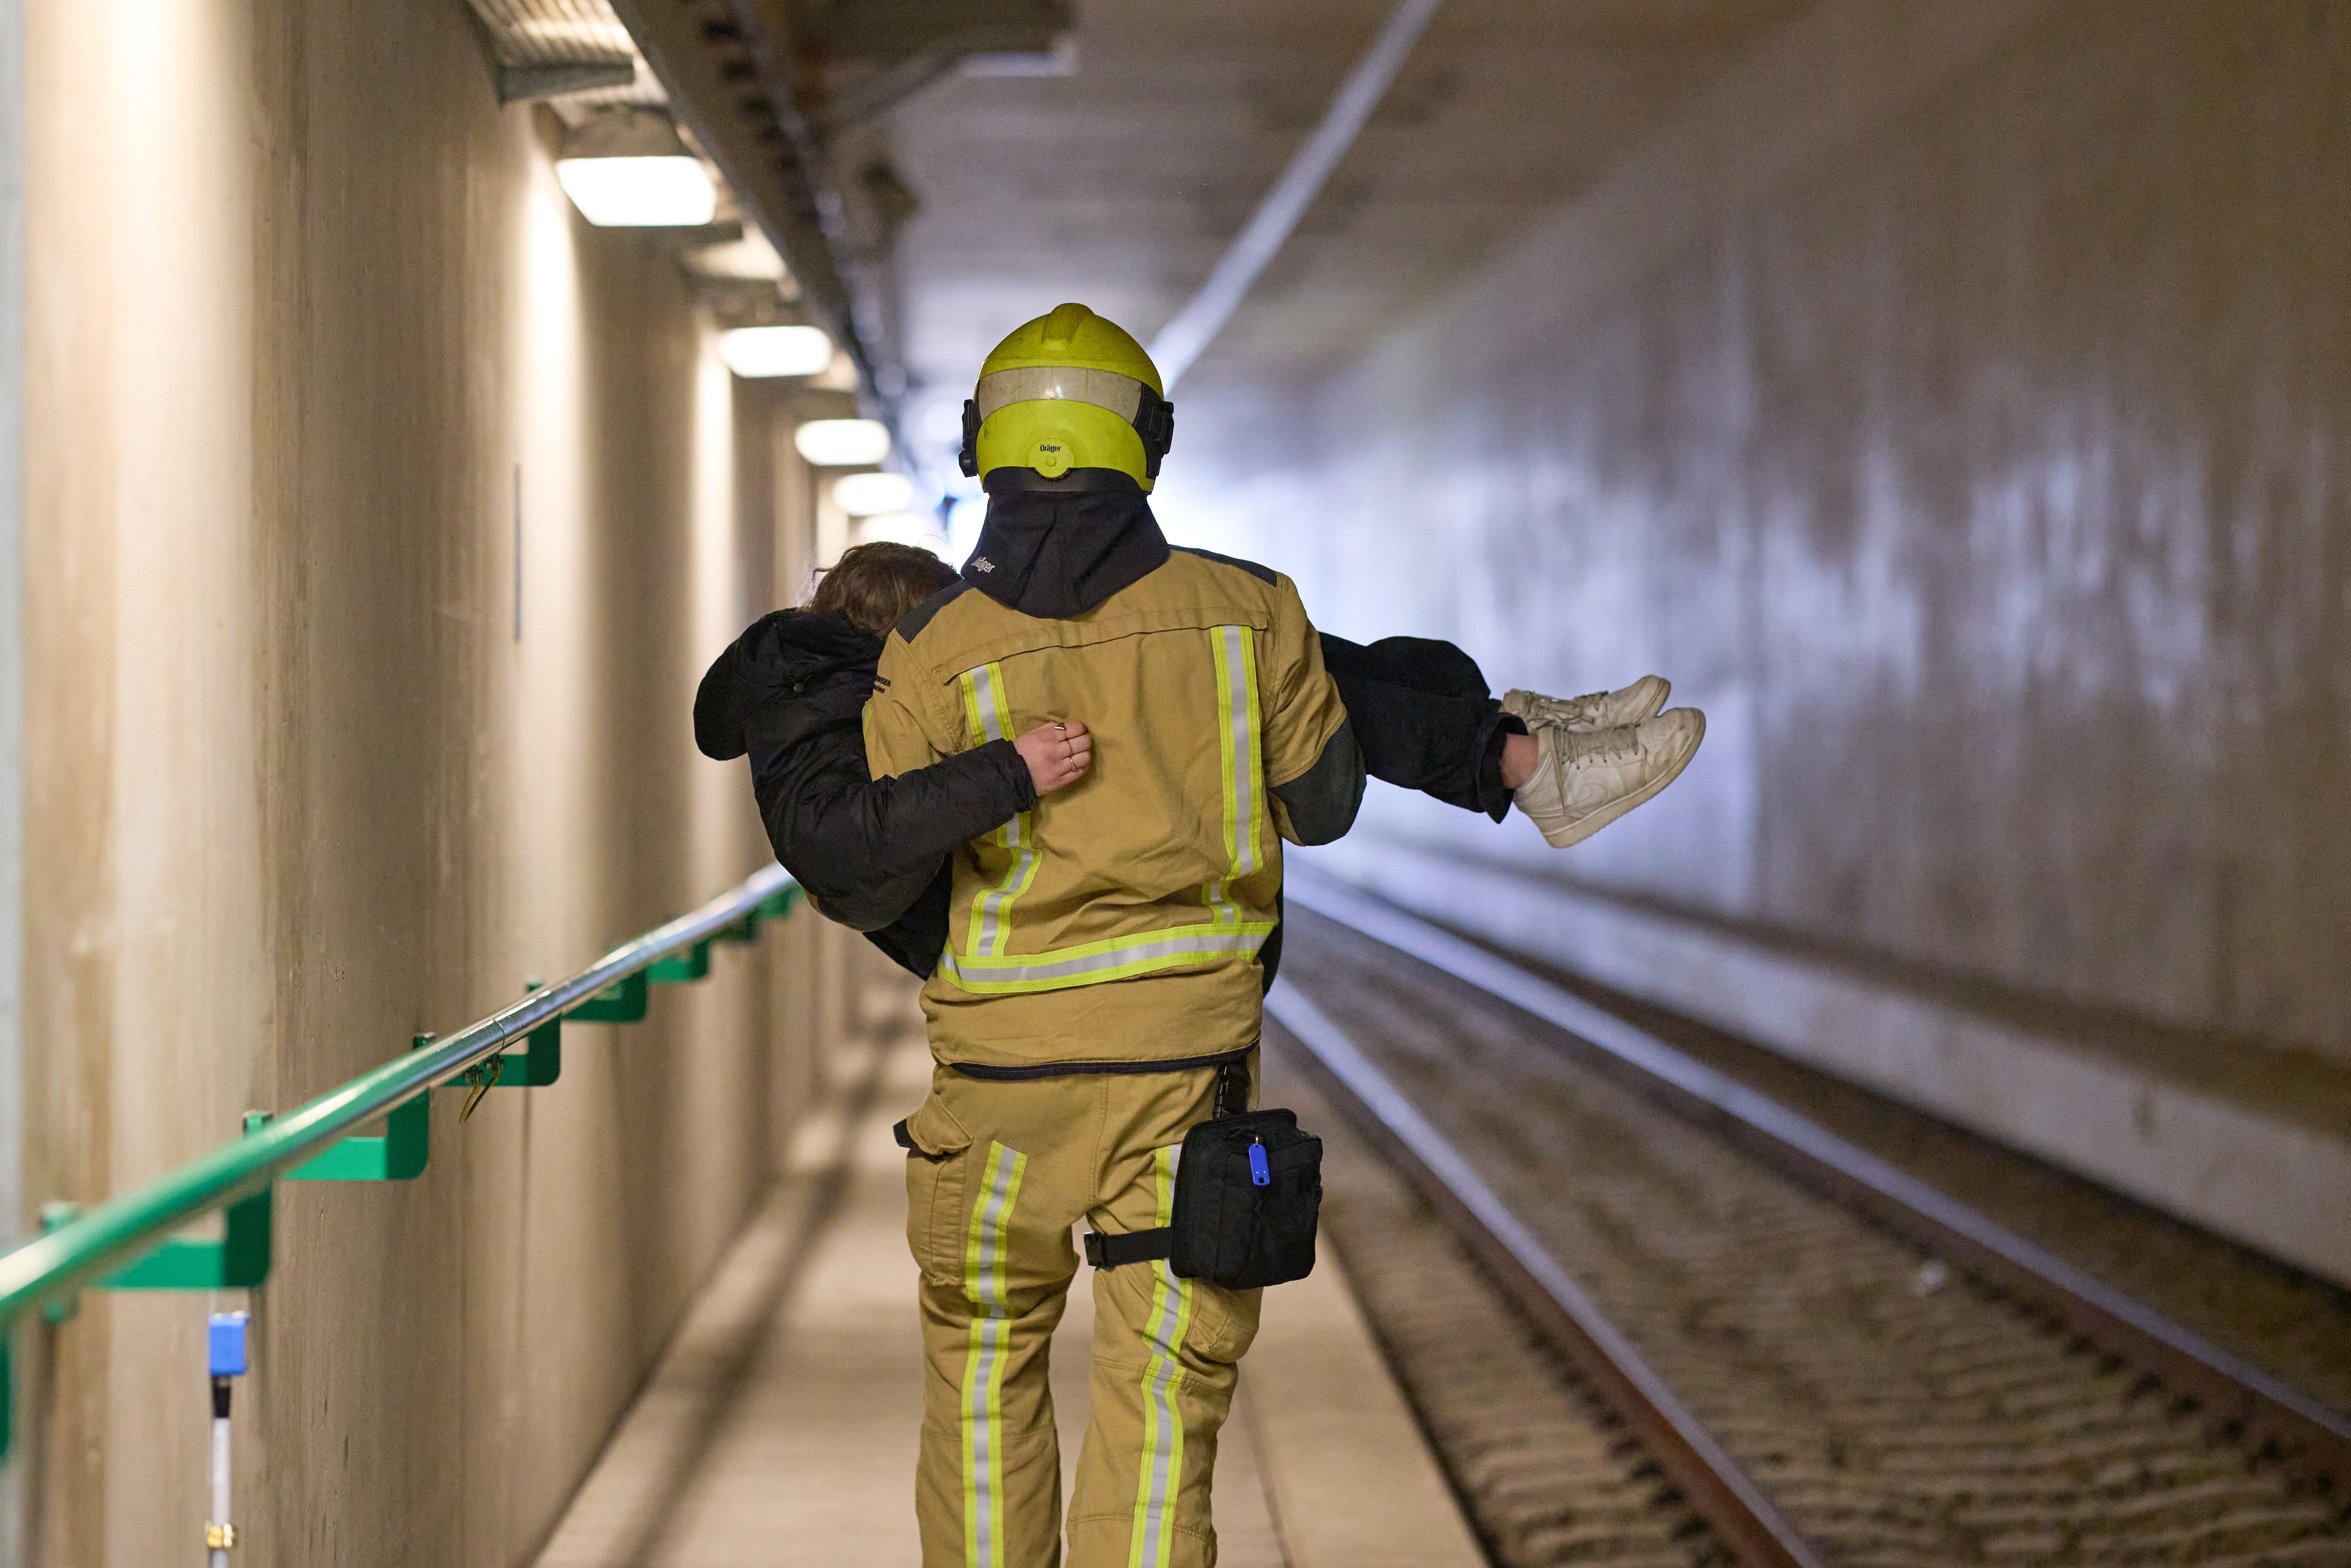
795, 418, 892, 467
833, 471, 916, 517
721, 325, 833, 378
554, 156, 717, 227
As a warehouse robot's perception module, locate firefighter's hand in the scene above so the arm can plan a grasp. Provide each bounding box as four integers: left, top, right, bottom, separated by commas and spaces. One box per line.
1015, 720, 1092, 795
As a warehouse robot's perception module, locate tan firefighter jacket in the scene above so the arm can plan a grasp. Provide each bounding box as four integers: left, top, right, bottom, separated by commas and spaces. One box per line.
864, 547, 1362, 1070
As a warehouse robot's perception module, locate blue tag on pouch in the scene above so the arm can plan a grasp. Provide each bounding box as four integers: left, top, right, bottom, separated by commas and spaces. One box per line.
1248, 1142, 1270, 1187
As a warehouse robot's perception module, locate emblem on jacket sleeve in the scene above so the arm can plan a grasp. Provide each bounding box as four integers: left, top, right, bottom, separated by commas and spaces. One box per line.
971, 556, 995, 573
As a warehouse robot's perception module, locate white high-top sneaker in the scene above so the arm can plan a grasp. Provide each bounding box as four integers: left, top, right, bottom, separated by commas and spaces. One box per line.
1502, 676, 1669, 734
1512, 708, 1705, 848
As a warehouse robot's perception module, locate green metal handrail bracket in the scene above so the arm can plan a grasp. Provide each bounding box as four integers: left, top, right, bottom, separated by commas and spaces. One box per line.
277, 1094, 432, 1181
39, 1186, 274, 1301
0, 864, 804, 1453
572, 970, 650, 1023
649, 940, 711, 984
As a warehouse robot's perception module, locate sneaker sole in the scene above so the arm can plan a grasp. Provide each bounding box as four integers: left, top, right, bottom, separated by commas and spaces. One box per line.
1538, 710, 1705, 849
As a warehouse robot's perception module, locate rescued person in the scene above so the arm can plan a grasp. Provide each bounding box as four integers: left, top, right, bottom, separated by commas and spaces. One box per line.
694, 540, 1098, 976
697, 542, 1700, 993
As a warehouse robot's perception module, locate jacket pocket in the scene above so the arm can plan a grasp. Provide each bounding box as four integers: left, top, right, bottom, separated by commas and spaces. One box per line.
901, 1093, 975, 1285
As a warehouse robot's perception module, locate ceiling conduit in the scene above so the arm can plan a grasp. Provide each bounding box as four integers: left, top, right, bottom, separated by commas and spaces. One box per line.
1149, 0, 1445, 394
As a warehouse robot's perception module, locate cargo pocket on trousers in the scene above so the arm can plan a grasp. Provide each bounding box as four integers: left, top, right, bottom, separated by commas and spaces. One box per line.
1183, 1280, 1262, 1367
1100, 1260, 1262, 1369
899, 1094, 974, 1286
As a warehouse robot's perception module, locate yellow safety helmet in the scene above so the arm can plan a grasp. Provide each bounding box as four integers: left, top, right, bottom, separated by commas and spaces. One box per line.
958, 303, 1175, 491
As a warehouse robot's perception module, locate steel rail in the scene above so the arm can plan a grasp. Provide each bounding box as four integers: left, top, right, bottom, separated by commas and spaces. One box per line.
1285, 867, 2351, 1499
1266, 981, 1829, 1568
0, 863, 798, 1327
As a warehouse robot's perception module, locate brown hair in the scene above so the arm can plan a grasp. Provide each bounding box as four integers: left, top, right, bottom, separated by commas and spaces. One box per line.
809, 541, 960, 636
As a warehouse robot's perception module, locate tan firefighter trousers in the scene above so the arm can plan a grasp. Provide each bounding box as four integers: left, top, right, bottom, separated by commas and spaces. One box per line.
899, 1055, 1262, 1568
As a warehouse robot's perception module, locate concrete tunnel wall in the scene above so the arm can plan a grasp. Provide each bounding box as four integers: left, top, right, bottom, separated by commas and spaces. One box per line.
19, 1, 822, 1562
1160, 0, 2351, 1280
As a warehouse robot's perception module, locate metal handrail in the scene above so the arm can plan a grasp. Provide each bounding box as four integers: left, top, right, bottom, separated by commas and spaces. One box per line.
0, 862, 798, 1327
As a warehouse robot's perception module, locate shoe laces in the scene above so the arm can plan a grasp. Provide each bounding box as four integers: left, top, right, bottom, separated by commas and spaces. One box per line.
1555, 723, 1642, 768
1516, 689, 1607, 727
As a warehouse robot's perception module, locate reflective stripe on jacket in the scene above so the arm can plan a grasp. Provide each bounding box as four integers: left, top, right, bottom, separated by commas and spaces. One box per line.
865, 547, 1357, 1070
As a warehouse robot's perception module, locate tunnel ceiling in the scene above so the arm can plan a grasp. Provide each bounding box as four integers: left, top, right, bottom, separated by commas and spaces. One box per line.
882, 0, 1815, 456
481, 0, 1075, 412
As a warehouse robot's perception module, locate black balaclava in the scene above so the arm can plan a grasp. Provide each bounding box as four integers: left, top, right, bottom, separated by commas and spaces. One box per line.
960, 467, 1170, 620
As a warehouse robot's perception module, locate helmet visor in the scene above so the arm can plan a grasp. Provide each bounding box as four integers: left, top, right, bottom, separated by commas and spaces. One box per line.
974, 366, 1145, 424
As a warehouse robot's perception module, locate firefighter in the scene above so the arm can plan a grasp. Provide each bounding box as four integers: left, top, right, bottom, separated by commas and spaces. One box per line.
865, 303, 1697, 1567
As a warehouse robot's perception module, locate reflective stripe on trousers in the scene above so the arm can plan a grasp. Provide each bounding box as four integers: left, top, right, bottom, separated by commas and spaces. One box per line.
962, 1142, 1029, 1568
1129, 1144, 1191, 1568
907, 1070, 1262, 1568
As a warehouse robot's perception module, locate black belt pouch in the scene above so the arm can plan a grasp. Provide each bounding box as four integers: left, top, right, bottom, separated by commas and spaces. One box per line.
1169, 1108, 1322, 1289
1074, 1053, 1324, 1289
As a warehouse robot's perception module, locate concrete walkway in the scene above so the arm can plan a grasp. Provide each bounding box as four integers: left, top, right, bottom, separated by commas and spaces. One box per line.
533, 1028, 1477, 1567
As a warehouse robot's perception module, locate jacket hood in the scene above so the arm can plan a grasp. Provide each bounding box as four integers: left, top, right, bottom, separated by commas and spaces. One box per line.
960, 468, 1169, 619
735, 607, 878, 682
694, 608, 879, 761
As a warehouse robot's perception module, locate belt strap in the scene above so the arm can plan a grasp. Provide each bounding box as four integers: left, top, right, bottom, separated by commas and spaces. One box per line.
1085, 1228, 1171, 1269
949, 1043, 1256, 1082
1215, 1056, 1250, 1118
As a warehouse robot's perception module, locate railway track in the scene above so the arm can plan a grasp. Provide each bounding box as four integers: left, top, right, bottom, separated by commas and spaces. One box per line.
1265, 875, 2351, 1568
1266, 1052, 1741, 1568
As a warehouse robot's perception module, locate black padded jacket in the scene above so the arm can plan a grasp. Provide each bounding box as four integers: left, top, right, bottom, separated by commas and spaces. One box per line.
692, 608, 1033, 976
